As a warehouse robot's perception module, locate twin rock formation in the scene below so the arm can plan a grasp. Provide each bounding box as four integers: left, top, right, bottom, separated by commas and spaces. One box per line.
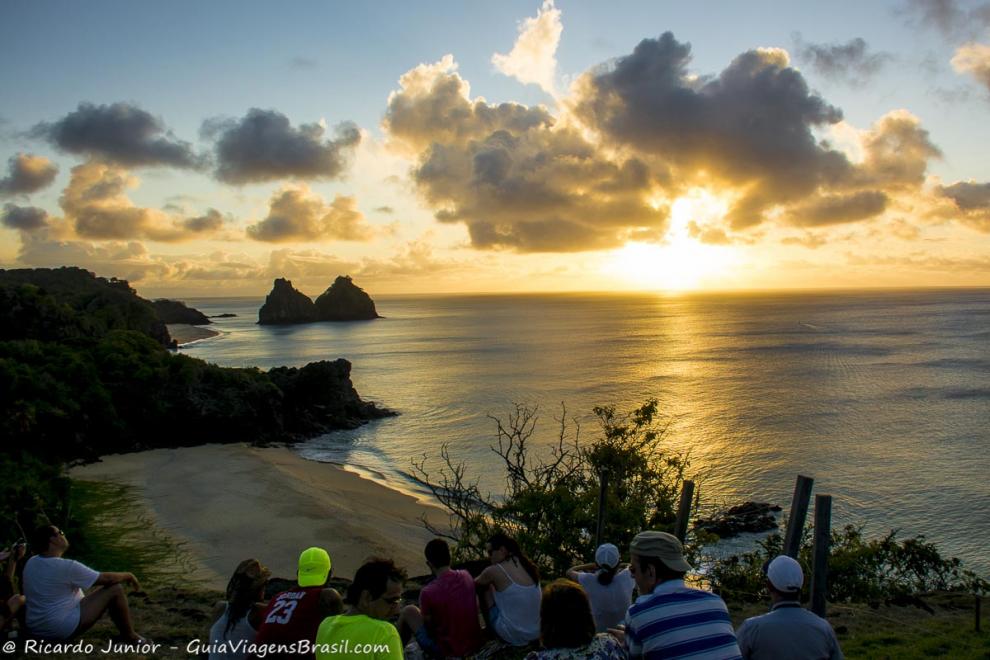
259, 275, 379, 325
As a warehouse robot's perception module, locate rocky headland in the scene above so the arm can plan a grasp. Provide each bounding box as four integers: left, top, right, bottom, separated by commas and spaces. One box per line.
153, 298, 211, 325
258, 275, 380, 325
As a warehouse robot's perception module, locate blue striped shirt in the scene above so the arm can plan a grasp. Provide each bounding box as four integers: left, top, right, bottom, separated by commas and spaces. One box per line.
625, 579, 741, 660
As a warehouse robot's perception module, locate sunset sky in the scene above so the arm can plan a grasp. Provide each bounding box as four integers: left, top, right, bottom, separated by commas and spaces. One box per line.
2, 0, 990, 297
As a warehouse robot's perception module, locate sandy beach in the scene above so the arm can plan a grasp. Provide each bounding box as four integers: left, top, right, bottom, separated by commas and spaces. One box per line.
166, 323, 220, 345
71, 444, 448, 589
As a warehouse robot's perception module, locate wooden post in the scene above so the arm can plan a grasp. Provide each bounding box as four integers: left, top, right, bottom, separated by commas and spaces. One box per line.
784, 475, 815, 558
810, 494, 832, 617
595, 470, 608, 548
674, 480, 696, 543
976, 595, 982, 633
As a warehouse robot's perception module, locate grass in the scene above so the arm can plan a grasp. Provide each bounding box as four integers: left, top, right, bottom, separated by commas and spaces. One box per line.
19, 480, 223, 659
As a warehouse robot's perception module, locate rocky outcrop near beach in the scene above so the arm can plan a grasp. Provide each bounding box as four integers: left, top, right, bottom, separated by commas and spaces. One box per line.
153, 299, 211, 325
314, 275, 380, 321
694, 501, 781, 538
258, 278, 317, 325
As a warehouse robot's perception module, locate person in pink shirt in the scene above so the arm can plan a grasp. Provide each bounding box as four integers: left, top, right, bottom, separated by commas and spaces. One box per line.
399, 539, 483, 658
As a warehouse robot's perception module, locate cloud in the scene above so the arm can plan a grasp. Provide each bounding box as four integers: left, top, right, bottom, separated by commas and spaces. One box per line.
289, 56, 318, 69
787, 190, 888, 226
492, 0, 563, 95
246, 185, 373, 243
31, 102, 203, 169
383, 55, 553, 154
793, 34, 893, 85
572, 34, 852, 229
781, 232, 828, 249
0, 153, 58, 196
900, 0, 990, 39
952, 42, 990, 91
204, 109, 360, 184
938, 180, 990, 231
383, 55, 667, 252
2, 203, 50, 230
374, 206, 395, 214
15, 233, 174, 282
58, 161, 227, 242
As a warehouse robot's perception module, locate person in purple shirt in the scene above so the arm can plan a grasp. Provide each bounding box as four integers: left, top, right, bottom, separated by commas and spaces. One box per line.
399, 539, 483, 658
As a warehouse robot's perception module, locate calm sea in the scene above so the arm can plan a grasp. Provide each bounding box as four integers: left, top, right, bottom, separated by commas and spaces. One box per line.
181, 289, 990, 572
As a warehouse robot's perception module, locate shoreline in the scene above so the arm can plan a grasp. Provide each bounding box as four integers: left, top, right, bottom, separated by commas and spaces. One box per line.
166, 323, 220, 346
70, 444, 448, 590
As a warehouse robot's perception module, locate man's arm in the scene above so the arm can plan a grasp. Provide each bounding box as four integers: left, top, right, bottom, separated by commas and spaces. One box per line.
565, 562, 596, 580
94, 572, 140, 590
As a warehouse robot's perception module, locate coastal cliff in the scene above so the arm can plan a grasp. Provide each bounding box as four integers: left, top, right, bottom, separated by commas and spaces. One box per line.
258, 275, 380, 325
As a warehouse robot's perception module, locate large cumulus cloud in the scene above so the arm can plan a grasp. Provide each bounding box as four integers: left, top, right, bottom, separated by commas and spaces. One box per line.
246, 185, 373, 242
57, 161, 226, 242
572, 34, 855, 229
938, 180, 990, 231
204, 109, 360, 183
31, 102, 204, 169
0, 153, 58, 196
383, 56, 667, 252
2, 204, 50, 230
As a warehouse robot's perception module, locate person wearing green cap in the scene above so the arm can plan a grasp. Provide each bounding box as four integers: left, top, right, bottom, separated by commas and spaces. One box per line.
252, 547, 343, 660
611, 531, 741, 660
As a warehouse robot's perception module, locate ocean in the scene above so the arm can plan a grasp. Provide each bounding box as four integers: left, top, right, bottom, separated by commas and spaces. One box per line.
180, 289, 990, 573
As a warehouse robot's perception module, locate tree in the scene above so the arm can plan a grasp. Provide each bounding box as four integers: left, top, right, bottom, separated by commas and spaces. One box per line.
412, 398, 690, 576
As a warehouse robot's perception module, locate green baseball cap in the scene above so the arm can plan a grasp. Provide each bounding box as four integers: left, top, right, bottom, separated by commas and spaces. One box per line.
298, 547, 332, 587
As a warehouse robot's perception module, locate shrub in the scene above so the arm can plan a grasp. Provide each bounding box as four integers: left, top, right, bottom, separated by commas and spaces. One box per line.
413, 399, 691, 576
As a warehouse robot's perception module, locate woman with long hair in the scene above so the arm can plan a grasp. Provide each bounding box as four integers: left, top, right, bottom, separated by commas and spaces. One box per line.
474, 532, 541, 646
525, 579, 625, 660
208, 559, 270, 660
565, 543, 634, 632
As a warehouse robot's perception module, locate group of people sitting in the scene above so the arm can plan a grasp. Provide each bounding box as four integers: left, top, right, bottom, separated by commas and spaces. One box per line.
5, 524, 844, 659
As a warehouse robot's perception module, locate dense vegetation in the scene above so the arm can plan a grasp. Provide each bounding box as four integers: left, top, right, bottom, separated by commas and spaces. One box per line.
0, 267, 388, 544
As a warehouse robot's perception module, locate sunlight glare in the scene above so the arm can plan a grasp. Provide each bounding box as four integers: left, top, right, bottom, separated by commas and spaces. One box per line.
604, 191, 740, 291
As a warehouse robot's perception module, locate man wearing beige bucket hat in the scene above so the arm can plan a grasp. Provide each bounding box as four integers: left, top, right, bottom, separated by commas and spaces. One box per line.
610, 531, 741, 659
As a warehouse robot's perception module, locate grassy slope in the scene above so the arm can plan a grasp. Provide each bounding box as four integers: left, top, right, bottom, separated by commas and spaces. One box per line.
19, 480, 989, 659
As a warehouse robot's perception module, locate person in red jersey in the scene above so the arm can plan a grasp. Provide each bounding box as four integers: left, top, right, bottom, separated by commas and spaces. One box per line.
251, 547, 343, 659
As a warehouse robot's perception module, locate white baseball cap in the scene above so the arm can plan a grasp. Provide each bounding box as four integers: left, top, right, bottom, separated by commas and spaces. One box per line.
595, 543, 620, 569
765, 555, 804, 593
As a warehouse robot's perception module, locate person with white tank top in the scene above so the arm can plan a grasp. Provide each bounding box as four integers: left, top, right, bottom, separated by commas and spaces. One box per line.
474, 532, 541, 646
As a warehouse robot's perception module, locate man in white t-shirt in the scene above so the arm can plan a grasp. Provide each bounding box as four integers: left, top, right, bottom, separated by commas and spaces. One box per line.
22, 525, 144, 641
566, 543, 636, 632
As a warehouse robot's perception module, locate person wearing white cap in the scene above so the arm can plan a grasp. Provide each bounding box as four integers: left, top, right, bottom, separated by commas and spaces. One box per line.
735, 555, 844, 660
566, 543, 635, 632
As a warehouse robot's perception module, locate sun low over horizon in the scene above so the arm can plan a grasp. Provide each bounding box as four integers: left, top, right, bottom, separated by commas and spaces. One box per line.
2, 0, 990, 298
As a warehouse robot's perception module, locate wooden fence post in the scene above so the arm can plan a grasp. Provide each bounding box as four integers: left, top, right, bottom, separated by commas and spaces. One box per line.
595, 470, 608, 548
784, 475, 815, 558
810, 494, 832, 617
674, 480, 696, 543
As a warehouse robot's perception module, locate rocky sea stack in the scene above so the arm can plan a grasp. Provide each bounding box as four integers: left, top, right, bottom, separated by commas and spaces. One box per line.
314, 275, 380, 321
258, 276, 379, 325
258, 278, 317, 325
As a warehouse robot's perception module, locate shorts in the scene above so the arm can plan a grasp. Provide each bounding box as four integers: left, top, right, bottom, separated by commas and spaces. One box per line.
414, 626, 444, 658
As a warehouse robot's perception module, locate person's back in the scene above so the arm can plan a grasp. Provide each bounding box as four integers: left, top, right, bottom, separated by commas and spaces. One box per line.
253, 587, 328, 659
208, 603, 259, 660
574, 569, 634, 633
419, 568, 482, 656
626, 580, 740, 659
736, 604, 843, 660
22, 555, 98, 639
315, 614, 402, 660
735, 555, 843, 660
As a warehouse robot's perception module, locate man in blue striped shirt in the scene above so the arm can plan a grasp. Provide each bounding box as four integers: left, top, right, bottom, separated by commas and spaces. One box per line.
612, 531, 741, 660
